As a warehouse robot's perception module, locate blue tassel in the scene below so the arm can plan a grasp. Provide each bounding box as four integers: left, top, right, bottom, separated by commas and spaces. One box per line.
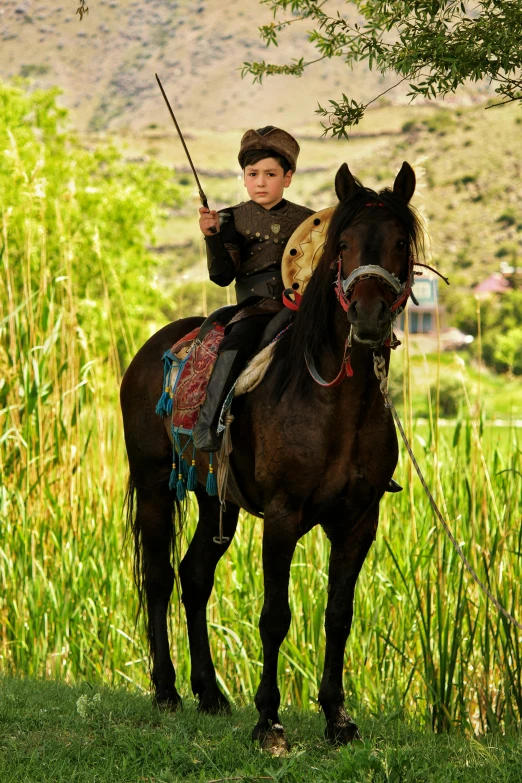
176, 471, 186, 501
155, 351, 174, 418
206, 454, 217, 496
169, 462, 177, 492
179, 456, 189, 482
187, 444, 198, 491
155, 390, 171, 418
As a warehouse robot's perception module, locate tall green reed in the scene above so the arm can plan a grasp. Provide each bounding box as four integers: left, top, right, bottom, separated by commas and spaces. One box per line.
2, 213, 522, 731
1, 81, 521, 734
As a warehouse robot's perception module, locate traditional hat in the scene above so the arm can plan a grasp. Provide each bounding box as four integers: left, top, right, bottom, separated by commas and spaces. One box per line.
238, 126, 300, 172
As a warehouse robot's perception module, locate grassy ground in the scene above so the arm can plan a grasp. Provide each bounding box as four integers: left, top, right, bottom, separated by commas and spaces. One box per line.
3, 82, 522, 759
1, 677, 521, 783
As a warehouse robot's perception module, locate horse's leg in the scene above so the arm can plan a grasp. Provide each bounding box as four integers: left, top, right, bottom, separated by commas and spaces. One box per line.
252, 507, 300, 754
318, 507, 378, 744
179, 487, 239, 714
136, 483, 181, 710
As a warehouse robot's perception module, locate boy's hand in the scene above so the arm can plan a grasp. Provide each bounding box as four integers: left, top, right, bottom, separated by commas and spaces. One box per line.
199, 207, 220, 236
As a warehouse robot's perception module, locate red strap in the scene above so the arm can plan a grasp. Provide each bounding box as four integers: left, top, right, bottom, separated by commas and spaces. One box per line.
282, 288, 302, 311
305, 338, 353, 387
334, 257, 351, 312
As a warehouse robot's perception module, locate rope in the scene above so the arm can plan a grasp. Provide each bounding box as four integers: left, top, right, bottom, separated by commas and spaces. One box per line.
214, 412, 235, 545
373, 354, 522, 632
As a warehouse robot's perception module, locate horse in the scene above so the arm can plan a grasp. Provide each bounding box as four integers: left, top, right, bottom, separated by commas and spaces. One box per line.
120, 161, 424, 752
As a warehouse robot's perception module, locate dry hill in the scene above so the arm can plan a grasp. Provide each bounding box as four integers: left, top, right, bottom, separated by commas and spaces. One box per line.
1, 0, 492, 133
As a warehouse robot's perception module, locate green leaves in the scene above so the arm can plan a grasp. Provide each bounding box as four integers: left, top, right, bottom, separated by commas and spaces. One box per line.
245, 0, 522, 135
0, 81, 183, 367
316, 95, 366, 139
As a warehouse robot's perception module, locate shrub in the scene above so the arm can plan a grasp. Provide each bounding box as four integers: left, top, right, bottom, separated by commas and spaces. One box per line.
423, 110, 455, 135
0, 80, 185, 368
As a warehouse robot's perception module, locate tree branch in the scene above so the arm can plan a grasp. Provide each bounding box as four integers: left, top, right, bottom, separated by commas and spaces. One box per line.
76, 0, 88, 20
247, 0, 522, 134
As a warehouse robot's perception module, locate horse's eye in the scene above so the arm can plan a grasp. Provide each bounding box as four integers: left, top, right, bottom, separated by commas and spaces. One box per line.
339, 241, 348, 251
397, 239, 407, 251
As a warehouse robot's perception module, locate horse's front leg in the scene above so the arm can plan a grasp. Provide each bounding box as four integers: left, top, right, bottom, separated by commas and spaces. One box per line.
252, 505, 300, 754
319, 506, 379, 745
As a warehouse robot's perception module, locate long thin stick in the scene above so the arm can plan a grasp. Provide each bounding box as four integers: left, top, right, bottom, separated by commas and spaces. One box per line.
155, 73, 210, 210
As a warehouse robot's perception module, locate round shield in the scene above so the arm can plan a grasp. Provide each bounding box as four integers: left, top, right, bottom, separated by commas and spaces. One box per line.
282, 206, 336, 293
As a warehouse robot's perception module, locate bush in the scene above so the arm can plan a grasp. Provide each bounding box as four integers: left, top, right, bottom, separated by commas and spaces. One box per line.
0, 80, 185, 368
423, 110, 455, 135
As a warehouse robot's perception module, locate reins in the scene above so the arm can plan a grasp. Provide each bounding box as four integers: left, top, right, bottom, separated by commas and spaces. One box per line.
372, 354, 522, 633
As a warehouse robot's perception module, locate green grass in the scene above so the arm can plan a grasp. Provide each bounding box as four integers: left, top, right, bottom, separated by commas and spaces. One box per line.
2, 81, 522, 743
1, 677, 522, 783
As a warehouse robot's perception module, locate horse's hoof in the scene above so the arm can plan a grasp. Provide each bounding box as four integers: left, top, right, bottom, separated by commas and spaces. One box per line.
198, 692, 231, 715
253, 723, 290, 756
325, 718, 361, 746
154, 693, 182, 712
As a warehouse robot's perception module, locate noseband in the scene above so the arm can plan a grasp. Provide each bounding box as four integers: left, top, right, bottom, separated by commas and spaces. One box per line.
334, 254, 417, 317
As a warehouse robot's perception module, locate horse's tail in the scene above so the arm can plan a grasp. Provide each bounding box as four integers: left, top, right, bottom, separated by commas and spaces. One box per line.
124, 474, 183, 626
124, 474, 144, 621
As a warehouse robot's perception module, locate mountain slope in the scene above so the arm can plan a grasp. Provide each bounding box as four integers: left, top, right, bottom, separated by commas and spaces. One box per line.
0, 0, 491, 132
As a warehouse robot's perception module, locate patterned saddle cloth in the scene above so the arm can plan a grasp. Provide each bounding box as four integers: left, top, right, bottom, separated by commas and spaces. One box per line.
155, 324, 226, 501
156, 324, 225, 433
155, 314, 288, 504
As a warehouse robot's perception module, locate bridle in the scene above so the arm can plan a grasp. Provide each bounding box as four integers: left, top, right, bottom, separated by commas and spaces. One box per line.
304, 253, 412, 388
303, 200, 417, 387
284, 202, 447, 388
332, 201, 418, 317
333, 253, 417, 318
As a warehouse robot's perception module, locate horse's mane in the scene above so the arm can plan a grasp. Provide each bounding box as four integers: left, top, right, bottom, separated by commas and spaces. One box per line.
270, 183, 425, 398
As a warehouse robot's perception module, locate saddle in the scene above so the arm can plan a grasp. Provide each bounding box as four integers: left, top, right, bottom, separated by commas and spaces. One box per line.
155, 306, 290, 513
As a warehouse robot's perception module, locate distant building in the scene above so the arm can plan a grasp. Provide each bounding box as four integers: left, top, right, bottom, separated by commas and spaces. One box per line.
398, 277, 441, 334
474, 263, 521, 298
396, 276, 473, 350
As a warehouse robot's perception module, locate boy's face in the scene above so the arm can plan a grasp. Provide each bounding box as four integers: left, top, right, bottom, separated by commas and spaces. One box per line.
243, 157, 293, 209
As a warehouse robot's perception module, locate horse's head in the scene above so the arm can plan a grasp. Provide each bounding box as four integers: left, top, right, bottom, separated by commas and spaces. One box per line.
331, 161, 419, 348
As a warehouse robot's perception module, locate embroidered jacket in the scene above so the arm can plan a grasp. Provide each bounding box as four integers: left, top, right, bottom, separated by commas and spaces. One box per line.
205, 198, 314, 302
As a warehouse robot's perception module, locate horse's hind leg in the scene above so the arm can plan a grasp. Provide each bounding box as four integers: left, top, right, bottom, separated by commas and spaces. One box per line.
179, 487, 239, 714
252, 504, 300, 754
134, 483, 181, 710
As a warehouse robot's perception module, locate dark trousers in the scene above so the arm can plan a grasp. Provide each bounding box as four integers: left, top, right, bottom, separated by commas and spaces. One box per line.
219, 313, 274, 367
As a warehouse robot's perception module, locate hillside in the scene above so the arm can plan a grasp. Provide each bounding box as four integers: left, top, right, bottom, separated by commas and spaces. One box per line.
110, 102, 522, 300
1, 0, 493, 132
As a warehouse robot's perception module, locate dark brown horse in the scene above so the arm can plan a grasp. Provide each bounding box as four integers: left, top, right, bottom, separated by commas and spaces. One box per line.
121, 162, 423, 751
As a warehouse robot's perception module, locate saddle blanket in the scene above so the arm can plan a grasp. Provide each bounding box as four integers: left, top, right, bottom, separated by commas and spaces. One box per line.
166, 324, 225, 432
155, 317, 284, 507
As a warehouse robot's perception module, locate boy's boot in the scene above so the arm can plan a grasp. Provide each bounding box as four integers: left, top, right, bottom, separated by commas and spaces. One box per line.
193, 350, 239, 452
386, 478, 403, 493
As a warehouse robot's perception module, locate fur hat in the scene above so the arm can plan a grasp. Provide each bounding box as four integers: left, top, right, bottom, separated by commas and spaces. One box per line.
238, 126, 300, 172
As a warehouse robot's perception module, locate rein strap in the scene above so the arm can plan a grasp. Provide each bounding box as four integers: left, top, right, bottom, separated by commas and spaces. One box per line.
305, 337, 353, 387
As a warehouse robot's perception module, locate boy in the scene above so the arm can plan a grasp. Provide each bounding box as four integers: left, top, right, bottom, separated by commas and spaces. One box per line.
194, 125, 314, 451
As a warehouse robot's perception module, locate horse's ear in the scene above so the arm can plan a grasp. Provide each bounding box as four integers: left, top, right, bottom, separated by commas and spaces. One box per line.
335, 163, 358, 202
393, 162, 416, 203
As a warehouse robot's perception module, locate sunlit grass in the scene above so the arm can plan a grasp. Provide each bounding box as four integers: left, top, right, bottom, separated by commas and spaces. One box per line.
2, 220, 522, 734
2, 82, 522, 735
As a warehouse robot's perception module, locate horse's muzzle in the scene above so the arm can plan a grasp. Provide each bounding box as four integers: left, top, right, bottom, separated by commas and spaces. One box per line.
347, 297, 391, 346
